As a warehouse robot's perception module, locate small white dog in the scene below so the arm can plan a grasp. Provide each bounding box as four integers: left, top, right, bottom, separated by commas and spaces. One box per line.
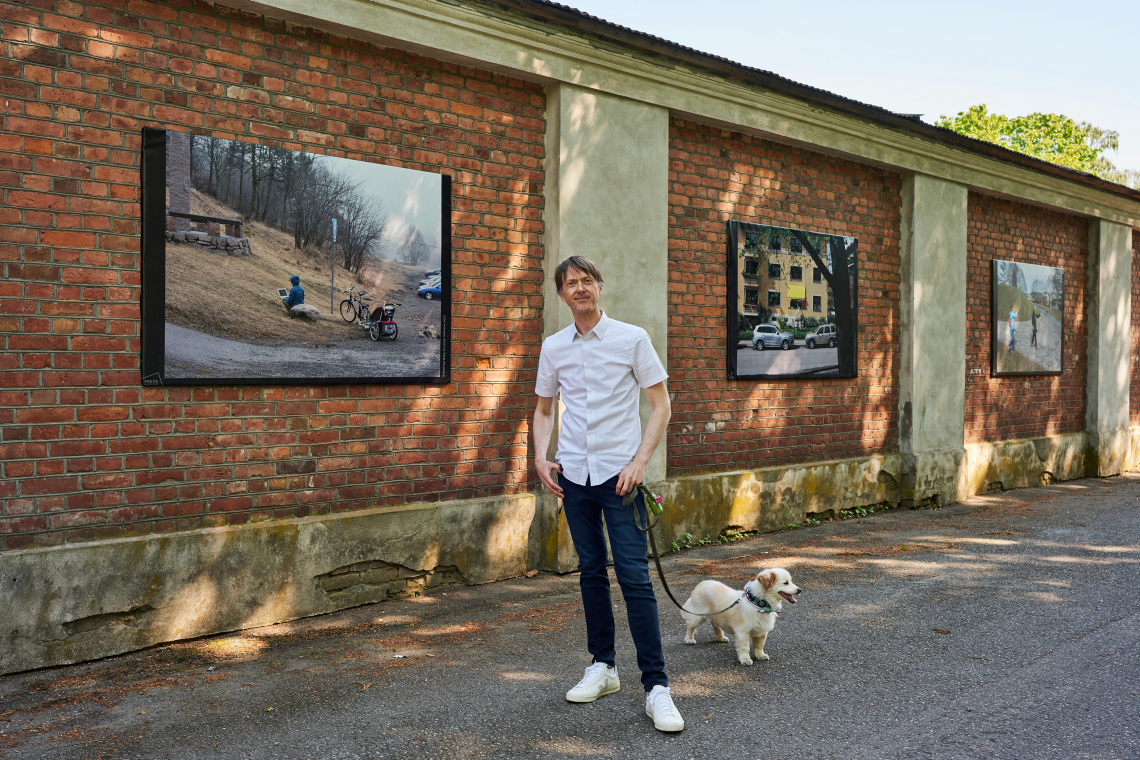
681, 567, 801, 665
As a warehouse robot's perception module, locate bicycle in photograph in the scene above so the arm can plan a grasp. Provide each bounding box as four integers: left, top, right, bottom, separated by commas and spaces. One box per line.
338, 287, 372, 324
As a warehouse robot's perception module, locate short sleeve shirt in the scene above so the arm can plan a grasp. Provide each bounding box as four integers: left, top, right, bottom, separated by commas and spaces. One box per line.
535, 312, 668, 486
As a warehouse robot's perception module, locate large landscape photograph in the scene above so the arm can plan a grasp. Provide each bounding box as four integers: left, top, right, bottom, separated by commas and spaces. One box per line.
726, 221, 858, 380
991, 258, 1063, 376
141, 129, 449, 385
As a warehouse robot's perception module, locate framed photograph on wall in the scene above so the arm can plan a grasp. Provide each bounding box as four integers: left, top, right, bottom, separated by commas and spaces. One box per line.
726, 220, 859, 380
990, 259, 1063, 376
140, 128, 451, 386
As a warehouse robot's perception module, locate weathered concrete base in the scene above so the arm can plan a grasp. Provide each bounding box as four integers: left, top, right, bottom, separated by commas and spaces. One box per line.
528, 491, 578, 575
1125, 426, 1140, 472
530, 455, 902, 575
959, 432, 1087, 499
900, 449, 965, 508
1086, 427, 1131, 477
0, 494, 535, 676
657, 454, 902, 546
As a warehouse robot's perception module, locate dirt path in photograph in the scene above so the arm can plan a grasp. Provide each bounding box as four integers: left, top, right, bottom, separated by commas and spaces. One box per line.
164, 322, 441, 380
997, 310, 1061, 371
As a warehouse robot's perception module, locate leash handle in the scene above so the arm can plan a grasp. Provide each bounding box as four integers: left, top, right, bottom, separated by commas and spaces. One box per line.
622, 483, 663, 514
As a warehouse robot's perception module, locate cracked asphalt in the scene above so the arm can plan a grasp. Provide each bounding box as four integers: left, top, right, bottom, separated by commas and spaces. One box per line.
1, 474, 1138, 759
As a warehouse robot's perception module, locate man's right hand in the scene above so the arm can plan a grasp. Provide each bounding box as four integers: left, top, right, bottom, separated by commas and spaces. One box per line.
535, 458, 564, 499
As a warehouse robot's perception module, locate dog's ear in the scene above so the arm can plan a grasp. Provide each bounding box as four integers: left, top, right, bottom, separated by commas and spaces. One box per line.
757, 569, 776, 591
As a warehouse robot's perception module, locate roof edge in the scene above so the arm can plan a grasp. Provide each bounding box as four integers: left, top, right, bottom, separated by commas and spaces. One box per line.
486, 0, 1140, 204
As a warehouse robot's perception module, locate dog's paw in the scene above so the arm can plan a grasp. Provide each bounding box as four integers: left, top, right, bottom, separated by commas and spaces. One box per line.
756, 652, 769, 661
683, 636, 696, 645
713, 633, 729, 643
737, 655, 753, 666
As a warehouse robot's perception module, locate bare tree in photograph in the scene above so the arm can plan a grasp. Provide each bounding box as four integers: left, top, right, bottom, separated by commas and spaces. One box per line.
186, 137, 421, 279
289, 161, 356, 252
191, 134, 228, 196
256, 148, 298, 228
339, 195, 389, 274
1049, 267, 1064, 310
245, 144, 272, 222
398, 227, 432, 267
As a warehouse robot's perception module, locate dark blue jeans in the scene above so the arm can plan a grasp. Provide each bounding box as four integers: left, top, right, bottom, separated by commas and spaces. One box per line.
560, 473, 667, 691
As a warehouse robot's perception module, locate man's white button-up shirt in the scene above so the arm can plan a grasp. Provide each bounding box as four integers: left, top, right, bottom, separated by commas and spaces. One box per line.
535, 312, 668, 487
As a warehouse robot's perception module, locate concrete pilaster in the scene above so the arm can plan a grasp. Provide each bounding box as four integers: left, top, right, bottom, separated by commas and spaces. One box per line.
898, 173, 968, 505
542, 83, 669, 475
535, 83, 669, 571
1085, 219, 1132, 475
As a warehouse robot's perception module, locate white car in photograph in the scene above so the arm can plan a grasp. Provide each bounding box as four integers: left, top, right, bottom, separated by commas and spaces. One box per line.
804, 324, 838, 349
752, 324, 794, 350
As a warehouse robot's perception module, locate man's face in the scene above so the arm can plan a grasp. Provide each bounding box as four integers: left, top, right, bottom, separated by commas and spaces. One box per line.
559, 266, 602, 316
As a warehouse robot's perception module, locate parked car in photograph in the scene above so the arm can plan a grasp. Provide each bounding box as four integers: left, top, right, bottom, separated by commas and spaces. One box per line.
418, 283, 442, 300
752, 324, 794, 350
804, 323, 838, 349
422, 268, 441, 278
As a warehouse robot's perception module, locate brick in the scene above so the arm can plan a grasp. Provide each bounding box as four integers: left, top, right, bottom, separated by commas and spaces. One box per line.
964, 194, 1087, 442
665, 118, 900, 477
0, 0, 548, 547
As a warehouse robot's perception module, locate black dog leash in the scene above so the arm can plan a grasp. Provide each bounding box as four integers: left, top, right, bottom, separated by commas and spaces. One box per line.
623, 484, 744, 617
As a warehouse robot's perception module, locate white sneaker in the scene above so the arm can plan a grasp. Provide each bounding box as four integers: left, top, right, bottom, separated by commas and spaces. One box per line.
645, 685, 684, 731
565, 663, 620, 703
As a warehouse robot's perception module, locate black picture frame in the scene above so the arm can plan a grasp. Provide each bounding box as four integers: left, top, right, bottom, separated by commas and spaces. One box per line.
140, 128, 451, 386
989, 258, 1064, 377
726, 220, 859, 380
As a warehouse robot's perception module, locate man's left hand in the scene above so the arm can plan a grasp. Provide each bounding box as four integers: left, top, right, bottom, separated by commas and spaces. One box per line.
616, 458, 647, 496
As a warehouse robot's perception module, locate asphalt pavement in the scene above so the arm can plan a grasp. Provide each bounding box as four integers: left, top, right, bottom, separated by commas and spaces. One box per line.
735, 341, 839, 376
2, 475, 1138, 759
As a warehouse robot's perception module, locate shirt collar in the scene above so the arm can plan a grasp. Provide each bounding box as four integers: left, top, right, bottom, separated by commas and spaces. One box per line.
572, 311, 610, 341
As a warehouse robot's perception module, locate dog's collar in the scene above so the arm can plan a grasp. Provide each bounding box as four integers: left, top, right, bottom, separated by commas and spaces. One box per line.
742, 583, 778, 613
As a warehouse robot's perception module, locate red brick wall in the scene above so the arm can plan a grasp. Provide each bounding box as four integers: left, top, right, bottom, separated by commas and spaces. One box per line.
0, 1, 545, 550
964, 193, 1086, 443
1132, 229, 1140, 427
667, 118, 901, 476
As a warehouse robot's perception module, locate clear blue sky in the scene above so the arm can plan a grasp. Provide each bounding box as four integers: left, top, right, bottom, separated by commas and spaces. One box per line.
566, 1, 1140, 173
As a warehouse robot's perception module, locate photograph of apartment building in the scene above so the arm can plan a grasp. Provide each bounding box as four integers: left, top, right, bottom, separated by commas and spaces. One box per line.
737, 224, 831, 327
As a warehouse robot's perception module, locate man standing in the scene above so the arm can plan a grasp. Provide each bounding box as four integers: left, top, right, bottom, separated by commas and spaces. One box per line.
1031, 307, 1038, 348
532, 256, 683, 733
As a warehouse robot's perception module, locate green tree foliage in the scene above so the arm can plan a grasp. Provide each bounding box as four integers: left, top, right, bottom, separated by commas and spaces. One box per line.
936, 105, 1139, 189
